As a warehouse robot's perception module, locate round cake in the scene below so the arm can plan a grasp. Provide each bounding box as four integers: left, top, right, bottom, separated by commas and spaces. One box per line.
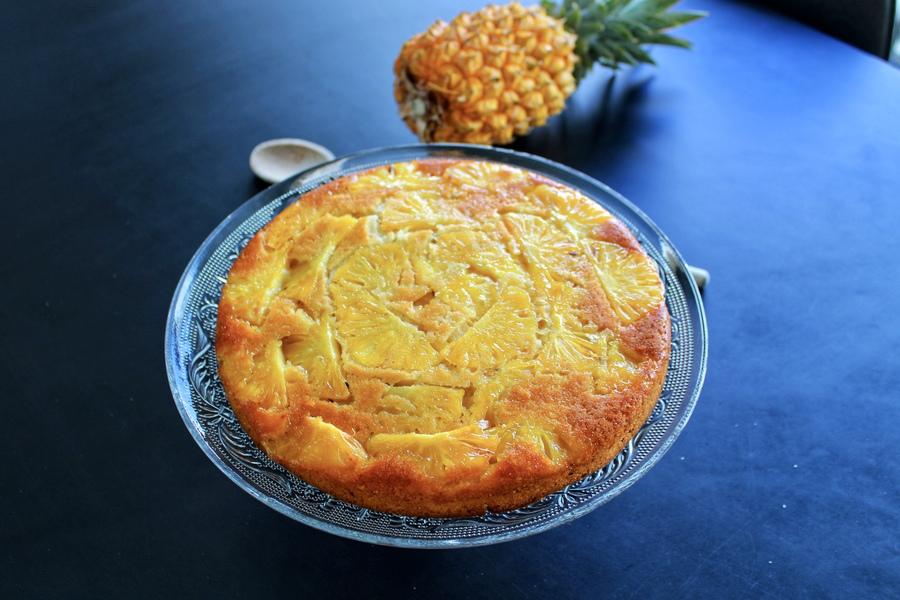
216, 159, 670, 517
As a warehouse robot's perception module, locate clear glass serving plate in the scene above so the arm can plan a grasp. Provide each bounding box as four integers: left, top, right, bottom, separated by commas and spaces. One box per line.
164, 144, 708, 548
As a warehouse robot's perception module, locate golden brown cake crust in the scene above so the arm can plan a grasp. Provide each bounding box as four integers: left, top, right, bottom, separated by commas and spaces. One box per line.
216, 159, 670, 517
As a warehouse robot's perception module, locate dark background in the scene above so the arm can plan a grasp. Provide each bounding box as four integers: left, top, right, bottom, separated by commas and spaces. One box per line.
3, 0, 899, 597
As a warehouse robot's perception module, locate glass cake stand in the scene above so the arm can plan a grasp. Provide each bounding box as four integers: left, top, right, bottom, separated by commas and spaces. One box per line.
164, 144, 708, 548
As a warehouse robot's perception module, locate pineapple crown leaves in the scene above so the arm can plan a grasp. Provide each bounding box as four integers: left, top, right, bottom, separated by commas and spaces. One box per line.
541, 0, 707, 80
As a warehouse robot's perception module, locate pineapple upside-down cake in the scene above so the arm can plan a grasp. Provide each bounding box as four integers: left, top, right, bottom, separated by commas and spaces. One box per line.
216, 159, 670, 516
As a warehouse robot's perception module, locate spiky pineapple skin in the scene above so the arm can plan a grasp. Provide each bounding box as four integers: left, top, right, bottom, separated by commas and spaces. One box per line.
394, 2, 577, 144
217, 159, 670, 516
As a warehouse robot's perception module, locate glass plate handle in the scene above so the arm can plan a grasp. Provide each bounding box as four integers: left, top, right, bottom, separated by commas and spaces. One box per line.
687, 265, 709, 292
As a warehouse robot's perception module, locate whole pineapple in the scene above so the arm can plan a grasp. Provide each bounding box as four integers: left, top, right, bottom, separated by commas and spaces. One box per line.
394, 0, 705, 145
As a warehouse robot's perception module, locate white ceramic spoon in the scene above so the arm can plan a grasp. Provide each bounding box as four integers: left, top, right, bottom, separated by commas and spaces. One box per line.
249, 138, 335, 184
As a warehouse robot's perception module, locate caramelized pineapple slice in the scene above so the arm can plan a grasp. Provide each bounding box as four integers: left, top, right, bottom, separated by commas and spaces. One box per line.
541, 328, 609, 372
539, 281, 606, 372
418, 229, 524, 334
435, 270, 496, 323
531, 183, 613, 236
222, 244, 288, 325
331, 235, 442, 372
347, 162, 442, 196
442, 160, 527, 190
278, 416, 367, 470
242, 340, 287, 408
328, 215, 378, 270
334, 292, 439, 371
367, 422, 499, 475
281, 215, 357, 314
330, 237, 423, 297
590, 241, 663, 324
468, 359, 533, 420
282, 318, 348, 400
380, 191, 467, 231
376, 384, 465, 434
591, 331, 639, 393
432, 228, 528, 285
262, 296, 316, 339
503, 212, 581, 283
498, 422, 564, 463
443, 285, 537, 370
262, 201, 324, 251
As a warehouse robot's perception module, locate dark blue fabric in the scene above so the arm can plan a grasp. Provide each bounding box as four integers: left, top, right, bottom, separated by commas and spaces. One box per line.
744, 0, 896, 58
2, 0, 898, 597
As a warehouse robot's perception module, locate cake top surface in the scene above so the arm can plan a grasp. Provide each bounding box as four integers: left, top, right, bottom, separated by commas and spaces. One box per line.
216, 159, 669, 516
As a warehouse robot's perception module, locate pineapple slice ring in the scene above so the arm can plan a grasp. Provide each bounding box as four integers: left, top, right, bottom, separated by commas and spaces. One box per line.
217, 159, 670, 517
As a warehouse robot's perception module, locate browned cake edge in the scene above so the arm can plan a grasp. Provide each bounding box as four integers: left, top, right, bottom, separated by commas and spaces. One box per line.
289, 340, 669, 517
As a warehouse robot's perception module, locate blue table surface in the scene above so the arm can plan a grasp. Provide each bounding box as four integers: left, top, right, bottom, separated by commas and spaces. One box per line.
2, 0, 899, 597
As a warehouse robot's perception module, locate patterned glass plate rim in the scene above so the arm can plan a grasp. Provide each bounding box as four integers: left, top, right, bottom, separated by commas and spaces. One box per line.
164, 143, 708, 548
